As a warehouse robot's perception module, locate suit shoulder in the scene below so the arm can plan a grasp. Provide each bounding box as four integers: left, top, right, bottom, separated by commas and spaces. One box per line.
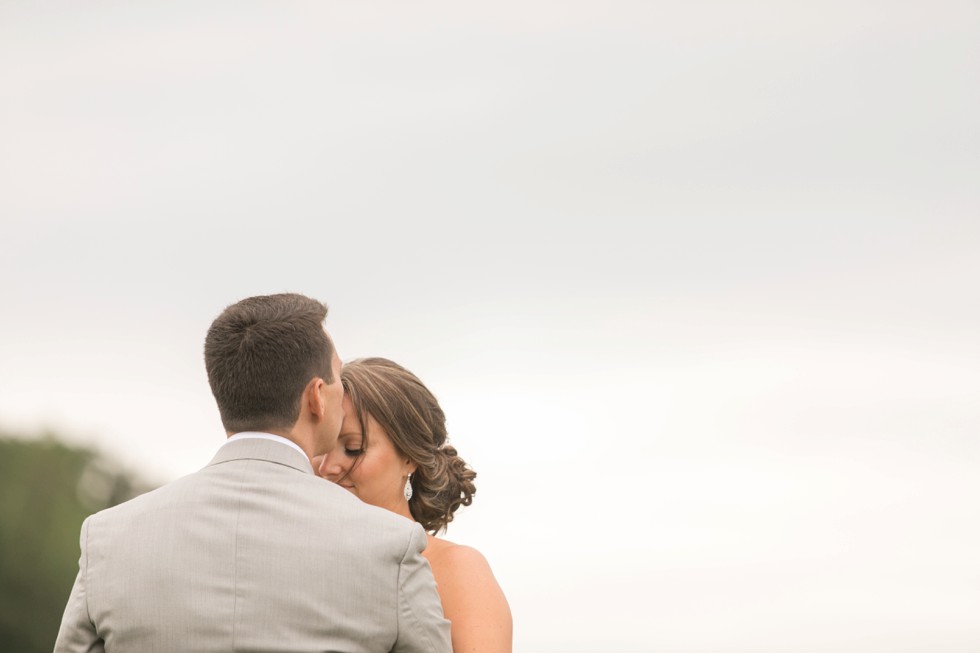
298, 475, 422, 539
338, 489, 421, 539
85, 470, 198, 525
305, 476, 413, 523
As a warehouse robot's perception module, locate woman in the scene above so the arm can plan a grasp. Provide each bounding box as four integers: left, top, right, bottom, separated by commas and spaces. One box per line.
315, 357, 512, 653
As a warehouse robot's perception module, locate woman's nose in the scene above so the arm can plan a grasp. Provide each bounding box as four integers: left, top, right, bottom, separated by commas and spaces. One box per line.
312, 454, 326, 477
317, 453, 342, 479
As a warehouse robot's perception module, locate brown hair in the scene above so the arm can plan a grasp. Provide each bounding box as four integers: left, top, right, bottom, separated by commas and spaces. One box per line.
341, 357, 476, 534
204, 293, 334, 434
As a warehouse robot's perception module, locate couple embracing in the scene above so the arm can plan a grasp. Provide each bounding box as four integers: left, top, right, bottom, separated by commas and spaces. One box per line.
55, 293, 512, 653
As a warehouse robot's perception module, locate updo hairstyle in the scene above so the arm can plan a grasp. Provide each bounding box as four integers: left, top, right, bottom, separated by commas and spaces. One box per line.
340, 357, 476, 534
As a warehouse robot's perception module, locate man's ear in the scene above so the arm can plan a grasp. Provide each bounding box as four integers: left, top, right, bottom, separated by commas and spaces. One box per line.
305, 377, 326, 421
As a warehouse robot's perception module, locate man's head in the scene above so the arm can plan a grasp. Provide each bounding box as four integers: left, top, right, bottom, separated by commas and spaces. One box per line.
204, 293, 343, 451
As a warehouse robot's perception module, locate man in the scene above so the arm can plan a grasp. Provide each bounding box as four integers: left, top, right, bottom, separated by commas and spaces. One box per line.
55, 293, 452, 653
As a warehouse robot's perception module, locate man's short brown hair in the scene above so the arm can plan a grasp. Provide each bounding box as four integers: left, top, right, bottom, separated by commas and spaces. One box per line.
204, 293, 334, 434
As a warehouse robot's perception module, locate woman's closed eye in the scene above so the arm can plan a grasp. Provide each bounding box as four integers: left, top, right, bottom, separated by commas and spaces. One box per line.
344, 446, 364, 457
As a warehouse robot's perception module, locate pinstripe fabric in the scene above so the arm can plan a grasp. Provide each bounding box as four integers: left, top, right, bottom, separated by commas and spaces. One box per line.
55, 438, 452, 653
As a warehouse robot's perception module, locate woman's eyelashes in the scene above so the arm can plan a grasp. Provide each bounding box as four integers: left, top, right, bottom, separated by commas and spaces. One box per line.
343, 444, 364, 457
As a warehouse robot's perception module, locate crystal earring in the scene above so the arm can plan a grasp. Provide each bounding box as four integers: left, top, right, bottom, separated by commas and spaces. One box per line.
404, 473, 413, 501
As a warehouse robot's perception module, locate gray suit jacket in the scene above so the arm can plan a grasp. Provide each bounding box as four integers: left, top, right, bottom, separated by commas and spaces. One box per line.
54, 437, 452, 653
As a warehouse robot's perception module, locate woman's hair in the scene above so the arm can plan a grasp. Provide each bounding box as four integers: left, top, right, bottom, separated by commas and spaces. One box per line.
341, 357, 476, 534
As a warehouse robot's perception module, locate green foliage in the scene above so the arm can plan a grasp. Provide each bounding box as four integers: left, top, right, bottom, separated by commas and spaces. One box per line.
0, 432, 155, 653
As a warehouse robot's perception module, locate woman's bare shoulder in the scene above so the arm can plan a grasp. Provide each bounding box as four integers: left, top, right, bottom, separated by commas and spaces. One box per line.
425, 535, 512, 652
426, 536, 492, 575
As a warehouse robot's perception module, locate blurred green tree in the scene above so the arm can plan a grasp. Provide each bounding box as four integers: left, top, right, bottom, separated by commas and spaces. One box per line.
0, 432, 155, 653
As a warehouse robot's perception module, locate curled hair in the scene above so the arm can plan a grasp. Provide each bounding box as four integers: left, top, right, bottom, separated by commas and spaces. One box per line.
341, 358, 476, 534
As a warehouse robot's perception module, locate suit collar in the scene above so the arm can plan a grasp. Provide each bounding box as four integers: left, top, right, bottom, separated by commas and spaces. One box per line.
207, 436, 315, 475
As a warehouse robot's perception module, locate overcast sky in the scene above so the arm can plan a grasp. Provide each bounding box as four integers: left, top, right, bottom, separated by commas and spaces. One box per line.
2, 2, 979, 651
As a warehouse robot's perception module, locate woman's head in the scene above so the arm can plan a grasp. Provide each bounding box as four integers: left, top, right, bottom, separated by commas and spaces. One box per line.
316, 357, 476, 534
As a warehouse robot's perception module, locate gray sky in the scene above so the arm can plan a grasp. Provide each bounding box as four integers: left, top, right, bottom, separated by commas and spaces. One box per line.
2, 2, 979, 651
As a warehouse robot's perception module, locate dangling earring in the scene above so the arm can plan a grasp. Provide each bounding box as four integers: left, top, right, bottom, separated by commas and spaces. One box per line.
404, 473, 413, 501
